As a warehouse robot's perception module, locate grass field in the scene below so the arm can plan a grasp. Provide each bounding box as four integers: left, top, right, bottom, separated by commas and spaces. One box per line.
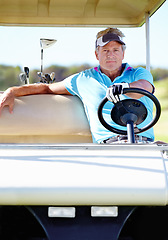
153, 78, 168, 143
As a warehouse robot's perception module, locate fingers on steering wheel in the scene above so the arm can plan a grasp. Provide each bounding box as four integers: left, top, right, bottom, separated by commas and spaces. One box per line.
106, 87, 120, 103
115, 95, 120, 102
106, 88, 114, 102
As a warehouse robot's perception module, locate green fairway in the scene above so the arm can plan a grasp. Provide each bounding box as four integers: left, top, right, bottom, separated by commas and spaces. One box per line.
154, 78, 168, 143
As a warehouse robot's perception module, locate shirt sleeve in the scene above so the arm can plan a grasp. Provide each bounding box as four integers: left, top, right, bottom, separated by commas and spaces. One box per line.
62, 73, 79, 96
134, 67, 155, 93
134, 67, 153, 85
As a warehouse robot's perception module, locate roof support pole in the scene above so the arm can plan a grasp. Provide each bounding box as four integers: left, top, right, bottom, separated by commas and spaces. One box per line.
145, 12, 150, 71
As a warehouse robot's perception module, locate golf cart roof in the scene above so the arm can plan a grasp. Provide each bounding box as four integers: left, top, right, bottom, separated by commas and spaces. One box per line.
0, 0, 166, 27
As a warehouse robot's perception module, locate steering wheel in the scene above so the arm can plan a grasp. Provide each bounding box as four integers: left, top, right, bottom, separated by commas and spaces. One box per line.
98, 88, 161, 136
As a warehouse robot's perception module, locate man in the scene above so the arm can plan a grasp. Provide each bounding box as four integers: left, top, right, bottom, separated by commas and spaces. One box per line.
0, 27, 154, 143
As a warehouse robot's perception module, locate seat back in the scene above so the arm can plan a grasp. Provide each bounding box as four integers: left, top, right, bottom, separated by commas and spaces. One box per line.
0, 94, 92, 143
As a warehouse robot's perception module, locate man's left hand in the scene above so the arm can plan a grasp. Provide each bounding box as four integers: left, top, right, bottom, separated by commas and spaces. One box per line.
106, 83, 129, 103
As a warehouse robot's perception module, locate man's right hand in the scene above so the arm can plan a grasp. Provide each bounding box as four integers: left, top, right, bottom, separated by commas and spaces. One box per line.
0, 82, 71, 116
0, 88, 15, 116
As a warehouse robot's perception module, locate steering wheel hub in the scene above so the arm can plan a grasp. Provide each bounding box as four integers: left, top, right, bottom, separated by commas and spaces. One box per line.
111, 99, 147, 126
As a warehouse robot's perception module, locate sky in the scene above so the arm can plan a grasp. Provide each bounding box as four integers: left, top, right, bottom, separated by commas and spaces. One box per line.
0, 0, 168, 72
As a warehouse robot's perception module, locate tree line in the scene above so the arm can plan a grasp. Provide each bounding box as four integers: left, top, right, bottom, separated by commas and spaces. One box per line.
0, 64, 168, 91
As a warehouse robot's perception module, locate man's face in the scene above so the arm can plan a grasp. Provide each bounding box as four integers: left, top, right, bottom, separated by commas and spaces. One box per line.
95, 41, 125, 74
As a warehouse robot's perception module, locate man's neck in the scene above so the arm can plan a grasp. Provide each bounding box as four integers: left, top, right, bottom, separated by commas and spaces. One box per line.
101, 65, 123, 82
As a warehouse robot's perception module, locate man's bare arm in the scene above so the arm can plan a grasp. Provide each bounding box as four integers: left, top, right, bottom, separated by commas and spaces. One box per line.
128, 79, 154, 99
0, 81, 71, 115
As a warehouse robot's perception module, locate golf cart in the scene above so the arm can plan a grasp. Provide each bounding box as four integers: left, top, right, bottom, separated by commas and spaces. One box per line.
0, 0, 168, 239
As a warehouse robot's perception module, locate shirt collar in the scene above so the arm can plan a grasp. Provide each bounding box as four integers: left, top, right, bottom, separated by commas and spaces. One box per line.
94, 63, 133, 75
